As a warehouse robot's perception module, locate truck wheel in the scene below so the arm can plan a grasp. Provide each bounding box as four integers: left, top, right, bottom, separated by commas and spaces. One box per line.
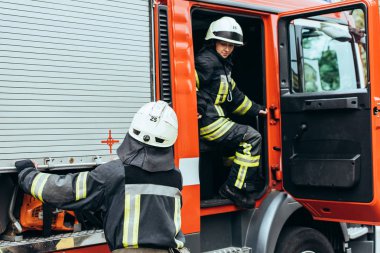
275, 226, 334, 253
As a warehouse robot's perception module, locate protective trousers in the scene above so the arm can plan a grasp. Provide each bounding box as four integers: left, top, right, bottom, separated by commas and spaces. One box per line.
201, 123, 262, 192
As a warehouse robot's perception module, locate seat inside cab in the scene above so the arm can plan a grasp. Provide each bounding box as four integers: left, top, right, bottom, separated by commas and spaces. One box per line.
191, 9, 268, 207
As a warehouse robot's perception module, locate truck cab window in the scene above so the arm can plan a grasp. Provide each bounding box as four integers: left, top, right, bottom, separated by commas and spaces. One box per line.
290, 9, 367, 93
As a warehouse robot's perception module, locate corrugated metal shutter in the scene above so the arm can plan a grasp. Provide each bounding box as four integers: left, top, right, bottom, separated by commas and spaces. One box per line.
0, 0, 152, 170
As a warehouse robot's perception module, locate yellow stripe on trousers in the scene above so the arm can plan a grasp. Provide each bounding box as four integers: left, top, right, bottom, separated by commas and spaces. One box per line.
235, 165, 248, 189
234, 153, 260, 167
240, 142, 253, 156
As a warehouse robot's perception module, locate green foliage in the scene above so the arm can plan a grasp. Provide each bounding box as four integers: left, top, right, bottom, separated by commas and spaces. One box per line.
319, 50, 340, 90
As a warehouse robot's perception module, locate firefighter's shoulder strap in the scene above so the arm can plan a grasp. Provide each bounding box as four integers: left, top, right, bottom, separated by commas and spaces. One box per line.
42, 203, 53, 237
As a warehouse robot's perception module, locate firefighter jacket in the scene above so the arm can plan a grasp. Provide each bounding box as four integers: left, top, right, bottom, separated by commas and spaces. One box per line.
18, 160, 185, 252
195, 47, 263, 142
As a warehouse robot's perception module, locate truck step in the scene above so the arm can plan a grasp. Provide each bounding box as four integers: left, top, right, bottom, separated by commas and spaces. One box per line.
0, 229, 105, 252
204, 247, 252, 253
201, 198, 234, 208
347, 226, 369, 239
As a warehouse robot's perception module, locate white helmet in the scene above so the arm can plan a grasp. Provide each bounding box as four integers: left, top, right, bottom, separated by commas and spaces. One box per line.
128, 101, 178, 148
205, 16, 244, 46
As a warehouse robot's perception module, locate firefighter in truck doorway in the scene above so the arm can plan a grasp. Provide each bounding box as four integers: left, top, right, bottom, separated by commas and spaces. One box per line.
15, 101, 188, 253
196, 17, 267, 209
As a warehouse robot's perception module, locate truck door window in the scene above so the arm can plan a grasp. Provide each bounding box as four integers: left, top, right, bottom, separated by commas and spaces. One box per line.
290, 8, 367, 93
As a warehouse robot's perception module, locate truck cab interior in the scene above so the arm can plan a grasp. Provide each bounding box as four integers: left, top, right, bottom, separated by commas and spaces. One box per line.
191, 9, 268, 207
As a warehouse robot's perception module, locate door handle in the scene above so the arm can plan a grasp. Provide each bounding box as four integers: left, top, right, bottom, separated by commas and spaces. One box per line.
269, 105, 280, 125
294, 124, 308, 140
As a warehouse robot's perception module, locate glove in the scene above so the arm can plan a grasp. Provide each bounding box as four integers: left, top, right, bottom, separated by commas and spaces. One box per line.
15, 160, 35, 173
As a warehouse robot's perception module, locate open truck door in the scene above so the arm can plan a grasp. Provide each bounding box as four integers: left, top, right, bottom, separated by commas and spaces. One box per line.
278, 0, 380, 225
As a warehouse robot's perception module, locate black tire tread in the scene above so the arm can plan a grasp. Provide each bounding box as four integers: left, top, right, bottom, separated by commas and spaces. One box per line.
275, 226, 334, 253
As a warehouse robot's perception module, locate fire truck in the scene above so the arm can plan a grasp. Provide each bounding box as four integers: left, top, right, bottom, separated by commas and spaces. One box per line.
0, 0, 379, 252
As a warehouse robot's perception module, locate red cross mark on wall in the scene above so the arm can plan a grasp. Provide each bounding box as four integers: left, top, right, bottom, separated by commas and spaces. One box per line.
101, 130, 120, 154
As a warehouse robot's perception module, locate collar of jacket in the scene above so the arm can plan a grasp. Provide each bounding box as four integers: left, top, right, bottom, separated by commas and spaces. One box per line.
116, 133, 175, 172
206, 47, 234, 68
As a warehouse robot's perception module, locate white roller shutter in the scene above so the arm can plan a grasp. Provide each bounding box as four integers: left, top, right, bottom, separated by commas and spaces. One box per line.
0, 0, 153, 170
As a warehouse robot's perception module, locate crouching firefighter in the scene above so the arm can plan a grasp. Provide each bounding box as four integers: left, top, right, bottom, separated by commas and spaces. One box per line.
195, 16, 267, 209
16, 101, 187, 253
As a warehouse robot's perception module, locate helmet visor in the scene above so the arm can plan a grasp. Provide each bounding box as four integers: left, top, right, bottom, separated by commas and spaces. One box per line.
213, 31, 243, 44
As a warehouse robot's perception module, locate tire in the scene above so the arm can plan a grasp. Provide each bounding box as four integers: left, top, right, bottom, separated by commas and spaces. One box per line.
274, 226, 334, 253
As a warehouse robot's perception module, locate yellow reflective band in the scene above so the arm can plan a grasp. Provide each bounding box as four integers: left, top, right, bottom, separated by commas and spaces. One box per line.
195, 70, 200, 89
82, 172, 88, 198
123, 194, 131, 248
235, 166, 248, 189
31, 173, 50, 202
75, 172, 88, 201
200, 118, 228, 136
132, 195, 140, 248
174, 197, 184, 248
215, 79, 228, 104
233, 96, 253, 115
236, 153, 260, 162
231, 79, 237, 90
174, 197, 180, 235
31, 174, 43, 199
37, 174, 50, 202
123, 194, 141, 248
221, 94, 227, 103
234, 159, 260, 167
220, 80, 228, 103
214, 105, 225, 117
202, 121, 235, 141
234, 153, 260, 167
75, 175, 80, 201
239, 142, 252, 155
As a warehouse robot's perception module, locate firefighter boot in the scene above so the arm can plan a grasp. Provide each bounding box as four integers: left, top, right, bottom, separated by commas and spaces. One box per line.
219, 184, 255, 209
